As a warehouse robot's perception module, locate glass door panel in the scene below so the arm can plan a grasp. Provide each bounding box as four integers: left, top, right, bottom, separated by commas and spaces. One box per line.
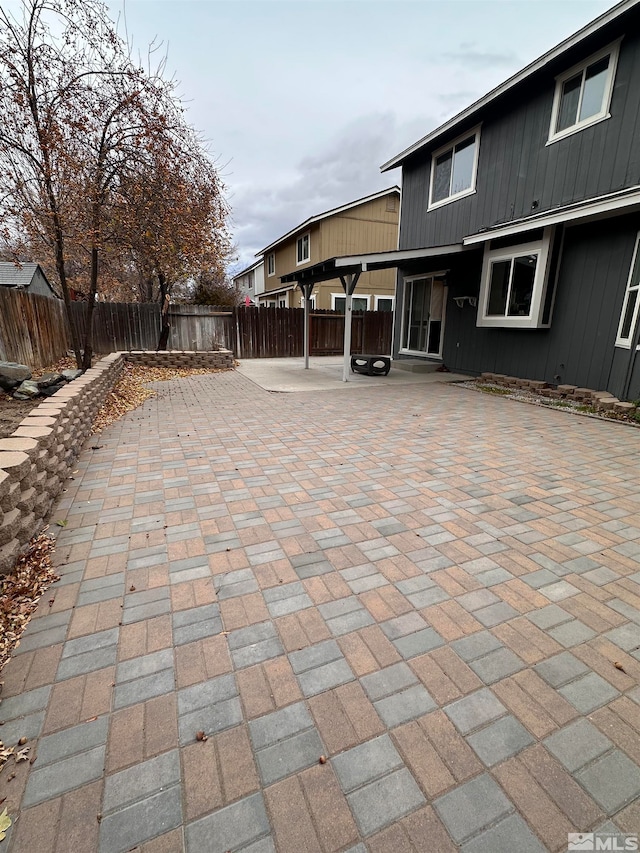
402, 276, 445, 357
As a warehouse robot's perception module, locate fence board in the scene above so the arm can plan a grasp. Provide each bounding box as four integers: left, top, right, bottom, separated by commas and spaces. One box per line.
0, 289, 71, 368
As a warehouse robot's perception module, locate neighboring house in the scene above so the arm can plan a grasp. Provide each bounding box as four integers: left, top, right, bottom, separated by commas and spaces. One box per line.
378, 0, 640, 399
0, 262, 57, 298
258, 187, 400, 310
232, 259, 264, 304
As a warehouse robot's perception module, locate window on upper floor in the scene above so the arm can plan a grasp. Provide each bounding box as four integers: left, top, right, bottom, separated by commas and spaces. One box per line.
616, 233, 640, 348
429, 127, 480, 210
477, 228, 554, 329
296, 232, 310, 265
267, 253, 275, 277
548, 40, 621, 143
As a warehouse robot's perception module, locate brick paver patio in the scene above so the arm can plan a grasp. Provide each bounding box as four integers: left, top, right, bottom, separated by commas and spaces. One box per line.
1, 369, 640, 852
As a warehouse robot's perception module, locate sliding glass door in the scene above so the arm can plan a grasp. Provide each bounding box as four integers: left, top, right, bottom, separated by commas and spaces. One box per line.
401, 275, 446, 357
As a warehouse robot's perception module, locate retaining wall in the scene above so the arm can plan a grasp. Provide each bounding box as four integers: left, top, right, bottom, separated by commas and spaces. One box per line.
0, 349, 233, 574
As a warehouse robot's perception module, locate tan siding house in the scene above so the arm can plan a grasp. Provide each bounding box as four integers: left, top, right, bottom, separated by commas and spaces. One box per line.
258, 187, 400, 310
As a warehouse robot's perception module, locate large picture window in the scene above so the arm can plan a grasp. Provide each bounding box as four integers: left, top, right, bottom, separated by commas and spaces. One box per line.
429, 128, 480, 209
477, 229, 553, 328
615, 233, 640, 348
548, 41, 620, 143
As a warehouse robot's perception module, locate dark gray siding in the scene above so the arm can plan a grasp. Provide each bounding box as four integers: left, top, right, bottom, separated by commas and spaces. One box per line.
434, 216, 639, 394
399, 10, 640, 251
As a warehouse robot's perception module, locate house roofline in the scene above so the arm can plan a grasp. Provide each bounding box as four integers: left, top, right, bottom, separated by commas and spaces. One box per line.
232, 258, 264, 279
0, 261, 57, 295
462, 185, 640, 244
380, 0, 637, 172
257, 185, 401, 256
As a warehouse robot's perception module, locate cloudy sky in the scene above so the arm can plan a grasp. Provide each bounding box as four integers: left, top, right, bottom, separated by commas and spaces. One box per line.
105, 0, 615, 273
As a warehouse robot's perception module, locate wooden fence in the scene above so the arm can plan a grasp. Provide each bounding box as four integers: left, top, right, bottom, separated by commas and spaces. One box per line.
1, 295, 393, 366
166, 306, 393, 358
0, 288, 70, 368
70, 302, 161, 352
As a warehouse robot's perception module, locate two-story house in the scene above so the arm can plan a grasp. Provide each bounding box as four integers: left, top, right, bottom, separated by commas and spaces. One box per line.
380, 0, 640, 399
232, 259, 264, 304
257, 187, 400, 310
281, 1, 640, 397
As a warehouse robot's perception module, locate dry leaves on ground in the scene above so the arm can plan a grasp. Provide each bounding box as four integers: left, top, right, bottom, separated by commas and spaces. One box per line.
91, 362, 231, 434
0, 530, 58, 771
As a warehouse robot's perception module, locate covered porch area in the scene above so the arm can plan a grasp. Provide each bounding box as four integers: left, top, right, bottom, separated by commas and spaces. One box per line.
279, 243, 479, 381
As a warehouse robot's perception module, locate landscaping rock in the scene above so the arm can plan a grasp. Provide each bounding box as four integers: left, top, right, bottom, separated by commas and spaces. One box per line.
39, 382, 66, 397
61, 368, 83, 381
35, 372, 64, 389
0, 361, 31, 391
13, 380, 40, 400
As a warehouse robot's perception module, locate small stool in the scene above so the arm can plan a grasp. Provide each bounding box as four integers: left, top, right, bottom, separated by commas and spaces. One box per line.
350, 355, 391, 376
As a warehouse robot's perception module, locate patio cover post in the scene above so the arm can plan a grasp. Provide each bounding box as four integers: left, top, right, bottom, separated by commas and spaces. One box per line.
298, 282, 314, 369
339, 272, 361, 382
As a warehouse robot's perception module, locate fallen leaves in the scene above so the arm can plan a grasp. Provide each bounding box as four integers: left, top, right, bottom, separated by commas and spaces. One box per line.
614, 661, 627, 673
91, 362, 230, 434
0, 529, 58, 676
0, 807, 11, 841
195, 731, 208, 742
0, 530, 58, 769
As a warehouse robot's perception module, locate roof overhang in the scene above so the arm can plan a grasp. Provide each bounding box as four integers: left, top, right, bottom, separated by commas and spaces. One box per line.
381, 0, 637, 172
232, 258, 263, 279
279, 243, 473, 286
257, 186, 400, 257
463, 185, 640, 244
257, 283, 298, 298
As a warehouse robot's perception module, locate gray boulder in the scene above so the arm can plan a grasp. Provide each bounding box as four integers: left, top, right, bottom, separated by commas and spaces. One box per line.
36, 372, 64, 389
40, 382, 66, 397
13, 379, 40, 400
61, 368, 83, 381
0, 361, 31, 391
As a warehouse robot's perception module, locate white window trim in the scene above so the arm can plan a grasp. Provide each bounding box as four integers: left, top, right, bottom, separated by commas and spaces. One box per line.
547, 39, 621, 145
296, 232, 310, 266
477, 227, 553, 329
375, 295, 394, 311
615, 232, 640, 349
331, 293, 371, 311
267, 253, 275, 277
428, 125, 481, 211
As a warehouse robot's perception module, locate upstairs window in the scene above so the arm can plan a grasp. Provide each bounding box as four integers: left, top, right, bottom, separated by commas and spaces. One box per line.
615, 233, 640, 348
296, 232, 310, 265
548, 41, 620, 143
429, 128, 480, 209
267, 253, 275, 277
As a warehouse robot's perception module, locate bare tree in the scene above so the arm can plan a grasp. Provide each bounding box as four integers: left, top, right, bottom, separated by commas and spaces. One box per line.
0, 0, 230, 365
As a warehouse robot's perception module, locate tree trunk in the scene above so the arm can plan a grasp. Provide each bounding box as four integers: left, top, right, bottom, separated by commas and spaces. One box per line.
81, 244, 99, 370
157, 272, 170, 350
